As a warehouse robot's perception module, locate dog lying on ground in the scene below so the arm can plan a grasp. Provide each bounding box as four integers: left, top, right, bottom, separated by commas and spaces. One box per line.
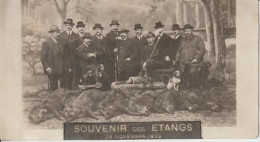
167, 70, 181, 91
63, 89, 109, 121
28, 89, 82, 124
126, 76, 153, 86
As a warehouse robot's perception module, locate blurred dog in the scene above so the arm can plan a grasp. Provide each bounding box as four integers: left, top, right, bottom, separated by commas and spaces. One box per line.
126, 76, 153, 86
167, 70, 181, 91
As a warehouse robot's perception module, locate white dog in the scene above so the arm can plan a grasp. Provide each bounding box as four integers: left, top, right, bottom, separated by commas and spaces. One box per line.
167, 70, 181, 91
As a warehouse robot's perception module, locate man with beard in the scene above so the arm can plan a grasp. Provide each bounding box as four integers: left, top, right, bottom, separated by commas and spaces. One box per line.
91, 23, 110, 90
175, 24, 206, 87
41, 25, 70, 92
106, 20, 120, 81
114, 28, 139, 80
60, 18, 81, 89
171, 24, 183, 65
153, 22, 173, 69
131, 23, 147, 72
76, 21, 86, 42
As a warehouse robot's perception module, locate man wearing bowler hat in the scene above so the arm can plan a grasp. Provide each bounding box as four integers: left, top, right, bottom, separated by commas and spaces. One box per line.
171, 24, 183, 63
77, 33, 98, 78
60, 18, 81, 89
140, 32, 160, 77
41, 25, 70, 92
91, 23, 111, 90
114, 28, 139, 80
106, 20, 120, 81
153, 21, 173, 69
76, 21, 87, 42
175, 24, 206, 88
131, 23, 147, 72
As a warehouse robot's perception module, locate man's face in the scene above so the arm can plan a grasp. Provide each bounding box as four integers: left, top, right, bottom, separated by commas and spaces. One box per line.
111, 25, 118, 32
65, 24, 73, 31
51, 31, 60, 39
120, 32, 127, 39
77, 26, 85, 33
154, 28, 163, 36
147, 37, 154, 44
184, 29, 193, 37
83, 38, 91, 45
95, 28, 102, 36
173, 30, 180, 37
135, 29, 142, 36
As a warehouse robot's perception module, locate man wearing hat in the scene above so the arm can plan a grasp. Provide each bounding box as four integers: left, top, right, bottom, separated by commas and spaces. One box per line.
171, 24, 183, 62
41, 25, 70, 92
175, 24, 206, 81
115, 28, 139, 80
153, 21, 173, 69
77, 33, 98, 78
106, 20, 120, 81
91, 23, 111, 90
59, 18, 81, 89
140, 32, 160, 76
131, 23, 148, 71
76, 21, 87, 42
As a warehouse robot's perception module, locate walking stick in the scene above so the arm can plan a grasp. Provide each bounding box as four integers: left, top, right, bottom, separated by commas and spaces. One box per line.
115, 49, 119, 82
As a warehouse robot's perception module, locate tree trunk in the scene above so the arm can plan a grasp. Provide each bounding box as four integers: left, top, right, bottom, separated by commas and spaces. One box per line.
202, 1, 216, 58
210, 0, 227, 81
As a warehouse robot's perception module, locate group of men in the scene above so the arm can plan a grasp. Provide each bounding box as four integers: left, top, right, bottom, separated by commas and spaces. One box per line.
41, 18, 206, 92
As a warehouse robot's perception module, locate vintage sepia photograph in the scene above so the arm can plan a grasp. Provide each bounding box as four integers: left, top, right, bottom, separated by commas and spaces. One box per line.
22, 0, 236, 130
1, 0, 258, 140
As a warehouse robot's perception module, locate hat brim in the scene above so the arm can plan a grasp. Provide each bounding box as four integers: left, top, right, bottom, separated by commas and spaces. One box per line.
134, 27, 143, 30
154, 25, 164, 29
110, 23, 120, 26
93, 27, 104, 30
76, 24, 86, 28
118, 30, 129, 33
64, 22, 75, 26
172, 28, 182, 31
48, 29, 60, 33
182, 27, 194, 30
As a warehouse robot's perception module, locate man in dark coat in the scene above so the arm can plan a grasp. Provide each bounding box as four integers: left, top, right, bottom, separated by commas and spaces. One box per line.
131, 23, 147, 71
59, 18, 81, 89
153, 22, 173, 68
77, 33, 98, 77
41, 25, 71, 92
140, 32, 159, 77
106, 20, 120, 81
91, 23, 111, 90
114, 28, 139, 80
171, 24, 183, 62
76, 21, 86, 42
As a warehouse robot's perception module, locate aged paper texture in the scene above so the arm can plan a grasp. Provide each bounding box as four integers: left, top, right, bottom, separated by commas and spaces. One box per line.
0, 0, 258, 140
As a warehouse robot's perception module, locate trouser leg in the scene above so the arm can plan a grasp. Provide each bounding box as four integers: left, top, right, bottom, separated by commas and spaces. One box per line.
48, 74, 58, 92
